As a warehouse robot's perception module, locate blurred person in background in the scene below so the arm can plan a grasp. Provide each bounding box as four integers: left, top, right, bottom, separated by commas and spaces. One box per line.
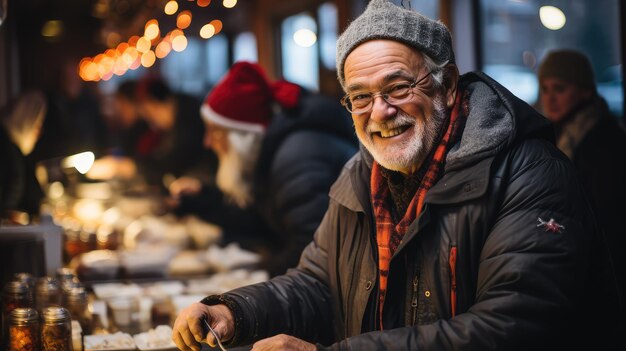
168, 61, 358, 276
538, 49, 626, 301
172, 2, 621, 350
88, 77, 216, 190
106, 79, 150, 158
0, 91, 47, 220
30, 59, 108, 162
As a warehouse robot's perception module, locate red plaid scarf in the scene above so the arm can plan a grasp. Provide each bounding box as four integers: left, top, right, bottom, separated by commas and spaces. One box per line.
370, 91, 465, 329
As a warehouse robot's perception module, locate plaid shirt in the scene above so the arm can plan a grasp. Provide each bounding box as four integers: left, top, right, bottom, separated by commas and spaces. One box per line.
370, 91, 466, 329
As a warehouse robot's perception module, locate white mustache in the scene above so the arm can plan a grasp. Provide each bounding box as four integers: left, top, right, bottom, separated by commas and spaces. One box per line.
366, 113, 415, 134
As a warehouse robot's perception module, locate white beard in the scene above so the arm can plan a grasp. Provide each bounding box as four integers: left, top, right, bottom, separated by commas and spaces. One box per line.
360, 94, 448, 172
216, 131, 263, 208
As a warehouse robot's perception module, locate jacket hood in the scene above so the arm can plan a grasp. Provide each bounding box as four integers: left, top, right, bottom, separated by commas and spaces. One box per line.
446, 71, 553, 171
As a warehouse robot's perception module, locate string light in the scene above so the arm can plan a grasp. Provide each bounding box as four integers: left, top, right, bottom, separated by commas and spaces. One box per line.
164, 0, 178, 15
79, 0, 230, 81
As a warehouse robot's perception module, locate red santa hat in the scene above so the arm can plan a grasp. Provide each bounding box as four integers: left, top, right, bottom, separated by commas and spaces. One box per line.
201, 61, 301, 133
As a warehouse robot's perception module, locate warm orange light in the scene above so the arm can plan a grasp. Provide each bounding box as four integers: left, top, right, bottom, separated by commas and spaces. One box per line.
79, 57, 92, 71
129, 57, 142, 70
210, 19, 223, 34
223, 0, 236, 8
200, 24, 215, 39
197, 0, 211, 7
141, 50, 156, 67
113, 57, 128, 76
136, 36, 151, 53
100, 56, 115, 76
93, 53, 105, 65
177, 11, 192, 29
172, 35, 188, 52
145, 20, 160, 40
164, 0, 178, 15
122, 47, 139, 64
116, 42, 129, 55
128, 35, 140, 47
105, 48, 117, 58
170, 29, 184, 38
155, 41, 172, 58
83, 62, 99, 81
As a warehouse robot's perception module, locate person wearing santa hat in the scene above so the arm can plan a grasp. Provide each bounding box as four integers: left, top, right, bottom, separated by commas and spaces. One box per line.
169, 61, 358, 276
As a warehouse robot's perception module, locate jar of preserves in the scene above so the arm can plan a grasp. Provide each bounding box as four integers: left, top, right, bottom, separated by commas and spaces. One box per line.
8, 307, 40, 351
66, 287, 92, 334
2, 281, 34, 345
36, 277, 62, 312
42, 306, 73, 351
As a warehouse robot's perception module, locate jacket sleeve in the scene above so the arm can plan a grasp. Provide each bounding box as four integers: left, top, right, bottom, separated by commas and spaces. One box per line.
324, 140, 596, 350
262, 130, 356, 276
204, 205, 338, 347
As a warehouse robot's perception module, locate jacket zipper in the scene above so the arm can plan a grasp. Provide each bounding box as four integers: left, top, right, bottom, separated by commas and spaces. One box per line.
449, 246, 458, 317
411, 275, 419, 325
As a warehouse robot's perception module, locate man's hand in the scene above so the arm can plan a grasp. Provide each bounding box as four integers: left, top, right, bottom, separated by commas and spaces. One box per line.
172, 303, 235, 351
251, 334, 316, 351
169, 176, 202, 199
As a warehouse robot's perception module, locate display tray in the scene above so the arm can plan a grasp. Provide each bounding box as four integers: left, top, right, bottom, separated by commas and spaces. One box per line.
83, 332, 136, 351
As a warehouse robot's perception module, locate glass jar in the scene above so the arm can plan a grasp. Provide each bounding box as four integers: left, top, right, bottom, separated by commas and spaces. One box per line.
8, 307, 40, 351
56, 268, 76, 284
2, 281, 34, 345
41, 306, 73, 351
14, 273, 36, 292
66, 287, 92, 334
36, 277, 62, 312
61, 278, 83, 309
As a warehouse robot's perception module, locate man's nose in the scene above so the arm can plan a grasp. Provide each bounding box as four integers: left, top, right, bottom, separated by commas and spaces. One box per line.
369, 95, 397, 123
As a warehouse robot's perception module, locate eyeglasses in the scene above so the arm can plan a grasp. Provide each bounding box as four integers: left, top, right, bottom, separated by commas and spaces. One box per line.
340, 70, 433, 114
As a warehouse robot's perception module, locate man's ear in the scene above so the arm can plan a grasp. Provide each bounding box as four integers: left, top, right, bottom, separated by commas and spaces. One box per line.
443, 64, 460, 108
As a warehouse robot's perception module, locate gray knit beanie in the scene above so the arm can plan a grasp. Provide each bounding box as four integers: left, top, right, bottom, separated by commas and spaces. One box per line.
538, 50, 596, 92
336, 0, 454, 89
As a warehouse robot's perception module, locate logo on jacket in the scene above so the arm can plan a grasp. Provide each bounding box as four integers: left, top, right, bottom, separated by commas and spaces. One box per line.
536, 217, 565, 233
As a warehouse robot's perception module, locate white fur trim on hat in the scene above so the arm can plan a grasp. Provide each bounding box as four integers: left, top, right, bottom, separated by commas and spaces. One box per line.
201, 103, 266, 134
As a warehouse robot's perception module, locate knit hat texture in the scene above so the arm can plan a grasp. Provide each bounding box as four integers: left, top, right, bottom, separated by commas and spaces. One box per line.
538, 50, 596, 92
335, 0, 454, 89
201, 61, 301, 133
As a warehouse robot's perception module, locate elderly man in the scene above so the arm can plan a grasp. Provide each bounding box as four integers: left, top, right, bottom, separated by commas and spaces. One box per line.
172, 1, 621, 350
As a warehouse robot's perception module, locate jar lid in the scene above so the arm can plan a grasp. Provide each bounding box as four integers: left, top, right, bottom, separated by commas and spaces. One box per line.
42, 306, 71, 322
3, 281, 29, 295
56, 268, 76, 282
66, 287, 88, 302
10, 307, 39, 324
36, 277, 60, 293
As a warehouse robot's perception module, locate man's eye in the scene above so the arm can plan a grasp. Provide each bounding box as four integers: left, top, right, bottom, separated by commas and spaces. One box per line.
351, 94, 370, 102
388, 84, 410, 93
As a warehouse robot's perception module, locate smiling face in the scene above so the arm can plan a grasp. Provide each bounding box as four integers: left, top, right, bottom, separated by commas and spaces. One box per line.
343, 40, 456, 174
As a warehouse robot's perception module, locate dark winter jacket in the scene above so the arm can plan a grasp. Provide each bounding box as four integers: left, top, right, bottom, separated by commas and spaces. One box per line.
555, 96, 626, 299
203, 72, 622, 350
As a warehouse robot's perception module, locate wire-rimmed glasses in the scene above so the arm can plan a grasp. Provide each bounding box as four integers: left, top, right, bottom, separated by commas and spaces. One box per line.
341, 70, 433, 114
